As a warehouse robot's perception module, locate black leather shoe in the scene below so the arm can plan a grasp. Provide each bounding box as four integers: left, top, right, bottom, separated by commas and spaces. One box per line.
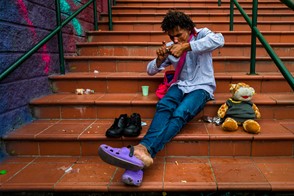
123, 113, 142, 137
105, 114, 129, 138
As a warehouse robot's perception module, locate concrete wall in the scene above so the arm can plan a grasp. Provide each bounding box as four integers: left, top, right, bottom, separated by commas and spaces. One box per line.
0, 0, 106, 140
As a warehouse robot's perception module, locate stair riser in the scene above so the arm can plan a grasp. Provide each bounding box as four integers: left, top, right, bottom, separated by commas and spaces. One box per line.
5, 139, 293, 157
117, 2, 284, 6
88, 32, 294, 43
100, 14, 292, 22
30, 104, 294, 120
112, 7, 293, 14
66, 58, 294, 73
50, 78, 293, 94
98, 22, 294, 32
77, 45, 294, 57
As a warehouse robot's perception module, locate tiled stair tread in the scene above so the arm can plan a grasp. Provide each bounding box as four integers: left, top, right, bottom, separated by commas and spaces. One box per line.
100, 12, 293, 16
49, 71, 294, 81
117, 0, 280, 2
76, 42, 294, 46
117, 0, 282, 3
49, 71, 293, 80
4, 119, 294, 141
64, 55, 294, 60
97, 21, 294, 32
1, 156, 293, 192
30, 92, 294, 105
85, 31, 294, 43
112, 5, 290, 8
101, 16, 293, 22
111, 6, 293, 13
86, 30, 294, 35
98, 20, 294, 24
97, 20, 294, 26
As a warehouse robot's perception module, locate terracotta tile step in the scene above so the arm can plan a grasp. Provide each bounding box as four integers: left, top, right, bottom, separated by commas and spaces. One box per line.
65, 55, 294, 73
116, 0, 284, 7
112, 6, 292, 14
86, 31, 294, 43
76, 42, 294, 57
29, 92, 294, 119
0, 155, 293, 192
97, 21, 294, 32
2, 119, 294, 157
49, 72, 294, 93
100, 12, 293, 22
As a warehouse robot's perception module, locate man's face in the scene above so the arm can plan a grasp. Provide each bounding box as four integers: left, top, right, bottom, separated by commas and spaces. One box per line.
167, 26, 190, 44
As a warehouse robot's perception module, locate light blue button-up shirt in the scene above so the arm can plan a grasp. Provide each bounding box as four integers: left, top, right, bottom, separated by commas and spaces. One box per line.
147, 27, 225, 99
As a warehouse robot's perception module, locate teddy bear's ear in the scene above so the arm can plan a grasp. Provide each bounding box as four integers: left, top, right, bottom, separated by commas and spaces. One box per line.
229, 84, 236, 92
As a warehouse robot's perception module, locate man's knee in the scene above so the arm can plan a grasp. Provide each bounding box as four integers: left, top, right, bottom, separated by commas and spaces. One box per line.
156, 98, 173, 112
172, 108, 189, 123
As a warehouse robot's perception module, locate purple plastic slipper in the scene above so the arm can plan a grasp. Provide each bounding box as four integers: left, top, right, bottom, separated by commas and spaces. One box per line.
98, 144, 144, 171
122, 169, 143, 186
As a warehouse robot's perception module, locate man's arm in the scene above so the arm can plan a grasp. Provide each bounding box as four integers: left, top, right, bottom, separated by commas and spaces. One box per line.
147, 42, 171, 75
190, 28, 225, 54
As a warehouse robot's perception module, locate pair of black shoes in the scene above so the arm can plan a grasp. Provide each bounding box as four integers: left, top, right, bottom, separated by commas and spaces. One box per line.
105, 113, 142, 138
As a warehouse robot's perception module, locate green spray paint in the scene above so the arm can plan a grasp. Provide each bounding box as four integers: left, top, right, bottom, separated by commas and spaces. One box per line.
73, 0, 80, 5
60, 0, 83, 36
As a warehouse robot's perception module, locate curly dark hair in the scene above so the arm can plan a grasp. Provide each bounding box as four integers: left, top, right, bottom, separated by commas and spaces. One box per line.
161, 10, 195, 32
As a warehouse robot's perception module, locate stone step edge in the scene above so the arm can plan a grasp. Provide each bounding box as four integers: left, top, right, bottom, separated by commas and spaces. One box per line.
116, 0, 282, 2
29, 92, 294, 106
76, 42, 294, 46
97, 21, 294, 24
86, 30, 294, 34
112, 5, 290, 8
3, 119, 294, 141
116, 0, 281, 3
64, 56, 294, 60
100, 12, 293, 16
48, 72, 292, 80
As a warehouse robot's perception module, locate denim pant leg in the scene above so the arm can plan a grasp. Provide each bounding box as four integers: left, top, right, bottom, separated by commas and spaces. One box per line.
155, 88, 210, 153
140, 85, 184, 157
140, 85, 210, 157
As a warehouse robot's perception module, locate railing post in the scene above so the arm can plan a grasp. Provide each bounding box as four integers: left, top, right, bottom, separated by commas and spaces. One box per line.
218, 0, 221, 6
249, 0, 258, 75
229, 0, 234, 31
113, 0, 116, 5
55, 0, 65, 75
93, 0, 98, 30
108, 0, 113, 30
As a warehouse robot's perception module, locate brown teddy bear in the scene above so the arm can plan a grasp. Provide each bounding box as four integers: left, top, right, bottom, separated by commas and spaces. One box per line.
217, 82, 261, 134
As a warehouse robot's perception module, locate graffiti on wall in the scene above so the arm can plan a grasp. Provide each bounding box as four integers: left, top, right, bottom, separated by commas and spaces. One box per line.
16, 0, 51, 74
60, 0, 83, 36
15, 0, 84, 74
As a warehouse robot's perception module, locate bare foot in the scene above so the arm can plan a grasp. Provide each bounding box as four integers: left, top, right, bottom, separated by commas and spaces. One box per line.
133, 144, 153, 167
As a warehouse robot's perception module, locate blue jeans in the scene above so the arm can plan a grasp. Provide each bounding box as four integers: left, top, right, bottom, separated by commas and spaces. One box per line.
140, 85, 211, 158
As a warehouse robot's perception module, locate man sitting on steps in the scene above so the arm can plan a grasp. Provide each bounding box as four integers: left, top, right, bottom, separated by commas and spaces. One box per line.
98, 9, 225, 186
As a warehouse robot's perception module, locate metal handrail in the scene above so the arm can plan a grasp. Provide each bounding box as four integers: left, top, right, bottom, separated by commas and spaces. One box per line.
280, 0, 294, 10
108, 0, 116, 30
223, 0, 294, 91
218, 0, 294, 9
0, 0, 98, 81
108, 0, 113, 30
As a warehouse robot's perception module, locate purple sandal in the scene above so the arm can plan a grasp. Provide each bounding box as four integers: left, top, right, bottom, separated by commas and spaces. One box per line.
122, 169, 143, 186
98, 144, 144, 171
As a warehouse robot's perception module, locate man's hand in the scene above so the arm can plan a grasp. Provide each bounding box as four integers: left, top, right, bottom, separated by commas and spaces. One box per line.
168, 42, 191, 58
156, 41, 169, 67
